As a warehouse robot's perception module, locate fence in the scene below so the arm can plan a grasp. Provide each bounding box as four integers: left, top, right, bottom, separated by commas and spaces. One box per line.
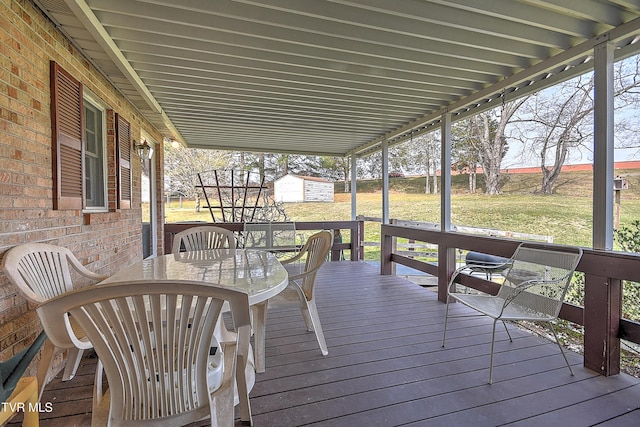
357, 215, 553, 258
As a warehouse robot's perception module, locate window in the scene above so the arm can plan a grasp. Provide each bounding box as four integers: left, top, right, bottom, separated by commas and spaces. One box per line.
50, 61, 132, 211
84, 95, 107, 210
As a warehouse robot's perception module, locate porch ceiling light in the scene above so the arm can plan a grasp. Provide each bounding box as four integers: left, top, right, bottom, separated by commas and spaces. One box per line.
134, 139, 154, 160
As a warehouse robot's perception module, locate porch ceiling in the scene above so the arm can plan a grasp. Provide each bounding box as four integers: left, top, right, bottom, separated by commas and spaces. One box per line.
34, 0, 640, 157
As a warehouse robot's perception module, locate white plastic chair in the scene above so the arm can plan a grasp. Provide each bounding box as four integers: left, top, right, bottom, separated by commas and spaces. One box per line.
36, 280, 253, 426
171, 226, 237, 253
1, 243, 108, 397
442, 243, 583, 384
268, 230, 333, 356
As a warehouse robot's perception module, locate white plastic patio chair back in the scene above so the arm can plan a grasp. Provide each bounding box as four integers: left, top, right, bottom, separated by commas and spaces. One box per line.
36, 280, 253, 426
442, 243, 583, 384
1, 243, 107, 396
171, 226, 236, 254
243, 222, 300, 257
273, 230, 333, 356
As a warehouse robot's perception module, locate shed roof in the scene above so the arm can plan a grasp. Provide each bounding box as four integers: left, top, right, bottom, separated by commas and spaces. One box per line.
276, 174, 333, 184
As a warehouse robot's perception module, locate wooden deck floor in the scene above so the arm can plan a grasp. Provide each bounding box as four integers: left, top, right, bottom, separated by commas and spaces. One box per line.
11, 261, 640, 426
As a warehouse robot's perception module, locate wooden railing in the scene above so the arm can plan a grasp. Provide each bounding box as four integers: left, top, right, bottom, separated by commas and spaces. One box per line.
380, 223, 640, 377
357, 215, 553, 257
164, 220, 365, 261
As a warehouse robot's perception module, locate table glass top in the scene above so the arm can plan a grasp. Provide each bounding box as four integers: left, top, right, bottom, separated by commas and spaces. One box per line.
102, 249, 288, 297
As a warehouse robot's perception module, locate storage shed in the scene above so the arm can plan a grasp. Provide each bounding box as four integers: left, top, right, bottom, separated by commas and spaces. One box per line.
274, 174, 334, 202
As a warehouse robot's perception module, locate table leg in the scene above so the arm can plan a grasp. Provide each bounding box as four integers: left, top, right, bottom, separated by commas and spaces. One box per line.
251, 301, 268, 373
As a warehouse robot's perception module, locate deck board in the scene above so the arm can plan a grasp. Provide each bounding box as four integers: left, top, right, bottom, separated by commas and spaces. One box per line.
9, 261, 640, 426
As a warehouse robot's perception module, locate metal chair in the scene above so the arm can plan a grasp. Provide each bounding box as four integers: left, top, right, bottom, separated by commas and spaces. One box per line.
269, 230, 333, 356
242, 222, 301, 259
1, 243, 108, 397
36, 280, 253, 426
171, 225, 237, 253
442, 243, 583, 384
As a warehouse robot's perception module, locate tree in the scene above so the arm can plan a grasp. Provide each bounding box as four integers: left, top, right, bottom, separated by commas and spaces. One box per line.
452, 121, 481, 193
513, 55, 640, 194
288, 155, 323, 177
357, 151, 382, 179
422, 133, 440, 194
513, 76, 594, 194
163, 143, 231, 198
320, 156, 350, 191
470, 98, 528, 194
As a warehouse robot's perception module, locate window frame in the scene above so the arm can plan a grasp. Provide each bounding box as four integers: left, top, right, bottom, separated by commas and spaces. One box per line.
83, 90, 109, 212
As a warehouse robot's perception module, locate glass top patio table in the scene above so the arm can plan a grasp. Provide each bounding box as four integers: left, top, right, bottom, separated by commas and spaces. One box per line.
100, 248, 288, 374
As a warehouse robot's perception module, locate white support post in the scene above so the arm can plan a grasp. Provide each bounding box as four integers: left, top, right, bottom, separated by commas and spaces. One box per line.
382, 139, 390, 224
592, 40, 615, 250
441, 113, 452, 232
351, 154, 357, 221
438, 112, 455, 302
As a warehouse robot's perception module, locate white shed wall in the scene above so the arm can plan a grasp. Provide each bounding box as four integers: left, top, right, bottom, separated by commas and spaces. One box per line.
274, 175, 305, 202
274, 174, 335, 202
304, 180, 334, 202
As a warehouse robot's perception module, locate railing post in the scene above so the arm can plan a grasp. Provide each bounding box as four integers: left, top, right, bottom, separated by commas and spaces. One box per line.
331, 229, 342, 261
389, 219, 397, 275
358, 220, 365, 261
583, 273, 621, 375
437, 244, 456, 303
164, 230, 172, 255
380, 225, 393, 275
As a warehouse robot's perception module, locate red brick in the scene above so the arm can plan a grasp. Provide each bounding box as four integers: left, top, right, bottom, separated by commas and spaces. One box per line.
0, 0, 165, 379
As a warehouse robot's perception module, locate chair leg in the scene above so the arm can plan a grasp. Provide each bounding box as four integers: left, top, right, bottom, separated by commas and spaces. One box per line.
22, 377, 40, 427
62, 347, 84, 381
501, 321, 513, 342
548, 322, 575, 376
304, 300, 328, 356
489, 319, 499, 384
235, 325, 253, 425
300, 304, 314, 332
36, 339, 56, 399
91, 359, 111, 427
441, 299, 451, 347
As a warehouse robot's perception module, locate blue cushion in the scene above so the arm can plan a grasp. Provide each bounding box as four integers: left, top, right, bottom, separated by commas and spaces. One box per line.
465, 252, 508, 269
0, 331, 46, 403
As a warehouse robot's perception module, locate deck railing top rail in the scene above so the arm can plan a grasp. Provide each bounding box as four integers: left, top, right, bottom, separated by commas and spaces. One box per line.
164, 220, 364, 261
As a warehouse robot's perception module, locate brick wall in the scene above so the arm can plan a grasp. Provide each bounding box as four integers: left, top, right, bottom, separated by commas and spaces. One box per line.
0, 0, 165, 375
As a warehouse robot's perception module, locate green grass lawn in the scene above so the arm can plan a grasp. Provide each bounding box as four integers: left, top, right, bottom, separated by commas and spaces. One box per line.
162, 190, 640, 263
162, 168, 640, 253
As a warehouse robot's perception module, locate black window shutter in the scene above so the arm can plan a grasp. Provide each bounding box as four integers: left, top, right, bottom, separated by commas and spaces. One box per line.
50, 61, 84, 210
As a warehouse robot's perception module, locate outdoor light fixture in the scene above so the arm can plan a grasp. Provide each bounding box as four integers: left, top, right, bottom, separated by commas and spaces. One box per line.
134, 139, 154, 160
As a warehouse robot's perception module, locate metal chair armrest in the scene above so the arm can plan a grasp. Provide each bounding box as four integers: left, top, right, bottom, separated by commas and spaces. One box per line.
446, 264, 478, 295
